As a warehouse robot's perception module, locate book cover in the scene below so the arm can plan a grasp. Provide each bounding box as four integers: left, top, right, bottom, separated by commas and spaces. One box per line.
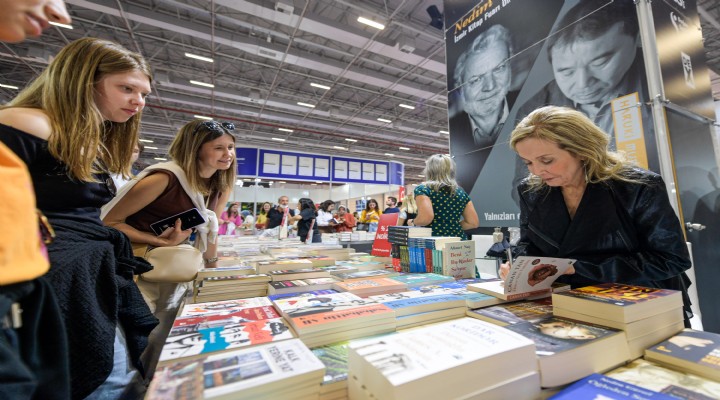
196, 265, 256, 278
267, 268, 332, 281
159, 318, 295, 363
288, 303, 395, 333
467, 256, 574, 300
148, 339, 325, 399
173, 305, 281, 327
179, 297, 273, 317
332, 278, 407, 294
407, 280, 505, 309
266, 289, 339, 302
348, 318, 536, 400
311, 342, 349, 389
606, 359, 720, 400
197, 274, 270, 287
388, 273, 455, 288
466, 298, 553, 326
371, 294, 466, 317
441, 240, 475, 279
272, 292, 373, 317
549, 373, 676, 399
552, 283, 683, 323
333, 269, 398, 281
256, 259, 314, 274
505, 316, 630, 387
645, 329, 720, 381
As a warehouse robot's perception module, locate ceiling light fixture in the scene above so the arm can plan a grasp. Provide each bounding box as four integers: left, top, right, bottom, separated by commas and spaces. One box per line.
190, 80, 214, 88
49, 21, 73, 29
357, 16, 385, 30
0, 83, 19, 90
271, 137, 286, 141
333, 146, 347, 150
384, 153, 395, 157
279, 181, 286, 184
194, 115, 213, 120
377, 118, 392, 123
418, 174, 425, 177
184, 52, 214, 63
345, 138, 358, 142
297, 102, 316, 108
154, 157, 167, 161
278, 128, 294, 133
144, 146, 159, 150
310, 82, 331, 90
399, 104, 415, 110
399, 146, 410, 150
439, 130, 449, 134
138, 139, 153, 143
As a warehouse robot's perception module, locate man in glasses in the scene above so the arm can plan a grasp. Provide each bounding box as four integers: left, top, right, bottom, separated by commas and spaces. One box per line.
449, 24, 517, 192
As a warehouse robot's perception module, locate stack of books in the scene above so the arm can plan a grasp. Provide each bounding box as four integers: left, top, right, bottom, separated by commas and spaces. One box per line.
267, 268, 332, 281
466, 298, 554, 326
387, 272, 455, 288
408, 278, 506, 309
268, 277, 340, 295
405, 236, 463, 274
348, 318, 540, 400
644, 329, 720, 382
332, 269, 398, 281
552, 283, 685, 358
387, 226, 432, 272
369, 291, 467, 329
159, 297, 291, 365
332, 277, 408, 298
504, 315, 631, 388
333, 260, 389, 272
271, 292, 396, 348
256, 259, 315, 274
311, 342, 350, 400
147, 339, 325, 400
606, 358, 720, 399
192, 270, 271, 303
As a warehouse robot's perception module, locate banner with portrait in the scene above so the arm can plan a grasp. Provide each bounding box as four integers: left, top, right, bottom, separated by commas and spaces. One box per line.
443, 0, 659, 227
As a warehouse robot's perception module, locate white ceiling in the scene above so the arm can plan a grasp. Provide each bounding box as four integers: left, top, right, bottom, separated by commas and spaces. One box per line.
1, 0, 719, 183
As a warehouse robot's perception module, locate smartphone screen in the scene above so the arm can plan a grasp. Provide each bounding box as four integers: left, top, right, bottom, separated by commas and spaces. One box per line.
150, 208, 206, 235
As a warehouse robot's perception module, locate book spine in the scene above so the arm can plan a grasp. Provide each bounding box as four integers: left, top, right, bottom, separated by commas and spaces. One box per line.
505, 289, 552, 301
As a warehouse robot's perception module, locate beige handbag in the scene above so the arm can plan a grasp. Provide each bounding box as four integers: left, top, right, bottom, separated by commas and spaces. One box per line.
136, 244, 203, 283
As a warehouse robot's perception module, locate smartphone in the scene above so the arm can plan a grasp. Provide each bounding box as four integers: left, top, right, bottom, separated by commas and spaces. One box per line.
150, 208, 206, 236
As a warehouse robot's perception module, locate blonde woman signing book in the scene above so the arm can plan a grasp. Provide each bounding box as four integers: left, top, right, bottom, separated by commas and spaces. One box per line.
409, 154, 479, 238
102, 119, 236, 373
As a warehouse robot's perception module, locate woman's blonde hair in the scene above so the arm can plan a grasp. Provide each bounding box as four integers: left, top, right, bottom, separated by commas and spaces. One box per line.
168, 120, 237, 196
510, 106, 638, 191
423, 154, 459, 195
402, 193, 417, 214
5, 37, 151, 181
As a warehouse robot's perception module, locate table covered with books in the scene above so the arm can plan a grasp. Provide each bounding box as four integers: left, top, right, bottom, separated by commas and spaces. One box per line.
144, 230, 720, 400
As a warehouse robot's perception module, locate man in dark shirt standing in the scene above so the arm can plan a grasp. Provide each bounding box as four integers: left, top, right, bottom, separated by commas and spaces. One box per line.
383, 196, 400, 214
266, 195, 296, 229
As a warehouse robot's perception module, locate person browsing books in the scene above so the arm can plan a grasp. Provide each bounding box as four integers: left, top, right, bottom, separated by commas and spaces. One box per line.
317, 199, 338, 233
501, 105, 693, 327
266, 195, 296, 229
334, 205, 356, 233
397, 193, 418, 226
409, 154, 479, 239
218, 202, 242, 235
255, 201, 272, 229
289, 198, 321, 243
359, 198, 382, 232
102, 119, 236, 374
0, 37, 157, 399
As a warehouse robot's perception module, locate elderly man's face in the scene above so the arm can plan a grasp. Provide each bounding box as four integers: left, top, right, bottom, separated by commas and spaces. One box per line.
461, 42, 511, 119
550, 23, 638, 106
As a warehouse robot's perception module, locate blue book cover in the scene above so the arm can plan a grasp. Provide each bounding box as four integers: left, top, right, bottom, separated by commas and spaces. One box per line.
379, 294, 466, 315
550, 373, 676, 399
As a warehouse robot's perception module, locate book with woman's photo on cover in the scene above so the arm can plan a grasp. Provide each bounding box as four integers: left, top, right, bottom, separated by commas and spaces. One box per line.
467, 256, 575, 301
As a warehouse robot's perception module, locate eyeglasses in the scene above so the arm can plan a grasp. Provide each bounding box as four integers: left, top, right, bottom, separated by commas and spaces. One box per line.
37, 210, 56, 245
192, 121, 235, 136
465, 62, 509, 89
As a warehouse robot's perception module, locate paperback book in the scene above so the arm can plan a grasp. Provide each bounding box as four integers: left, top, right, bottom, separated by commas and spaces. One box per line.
552, 283, 683, 323
158, 318, 295, 364
505, 316, 630, 387
645, 329, 720, 382
466, 297, 554, 326
147, 339, 325, 399
467, 256, 575, 300
606, 359, 720, 400
549, 373, 676, 400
